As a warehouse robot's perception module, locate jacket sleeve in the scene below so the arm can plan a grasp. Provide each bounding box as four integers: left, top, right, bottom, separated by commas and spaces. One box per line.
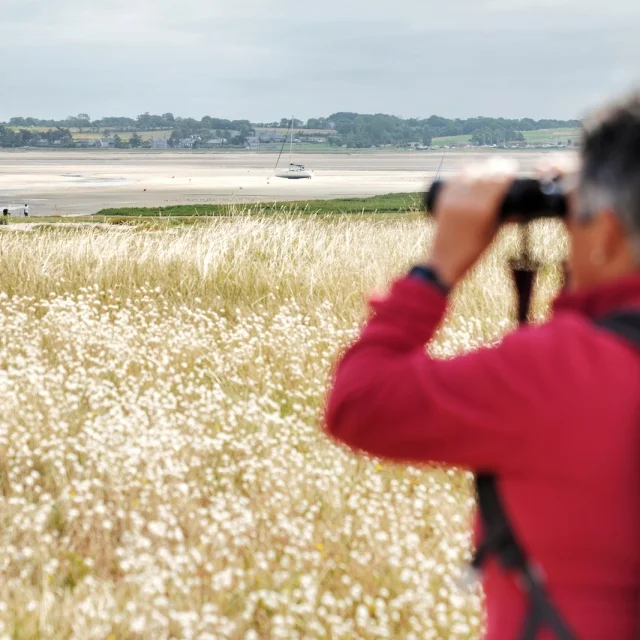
324, 276, 566, 474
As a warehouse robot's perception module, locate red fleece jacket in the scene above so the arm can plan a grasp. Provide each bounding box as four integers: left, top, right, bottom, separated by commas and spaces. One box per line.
325, 274, 640, 639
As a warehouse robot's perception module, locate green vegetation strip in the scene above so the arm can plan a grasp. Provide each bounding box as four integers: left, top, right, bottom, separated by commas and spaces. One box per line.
96, 192, 424, 217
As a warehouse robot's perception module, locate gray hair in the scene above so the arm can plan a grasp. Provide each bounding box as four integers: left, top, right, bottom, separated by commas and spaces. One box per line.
578, 91, 640, 263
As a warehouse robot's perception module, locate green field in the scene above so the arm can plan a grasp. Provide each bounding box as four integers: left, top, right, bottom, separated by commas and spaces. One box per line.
2, 194, 423, 226
523, 128, 580, 144
70, 130, 172, 142
6, 127, 173, 142
431, 134, 472, 146
6, 126, 54, 133
431, 127, 580, 147
95, 192, 424, 217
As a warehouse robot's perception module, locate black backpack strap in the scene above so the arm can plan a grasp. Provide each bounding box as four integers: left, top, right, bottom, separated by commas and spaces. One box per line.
594, 310, 640, 349
472, 309, 640, 639
473, 474, 577, 640
594, 309, 640, 637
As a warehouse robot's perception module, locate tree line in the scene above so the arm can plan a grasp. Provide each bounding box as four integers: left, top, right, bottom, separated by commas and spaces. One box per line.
0, 126, 73, 148
324, 113, 579, 148
0, 111, 580, 149
4, 112, 252, 132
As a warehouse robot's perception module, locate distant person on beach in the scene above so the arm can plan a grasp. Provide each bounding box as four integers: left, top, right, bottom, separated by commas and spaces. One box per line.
2, 208, 9, 225
24, 204, 29, 217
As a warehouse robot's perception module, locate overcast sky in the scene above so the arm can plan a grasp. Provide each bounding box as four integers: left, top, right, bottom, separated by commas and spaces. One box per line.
1, 0, 639, 122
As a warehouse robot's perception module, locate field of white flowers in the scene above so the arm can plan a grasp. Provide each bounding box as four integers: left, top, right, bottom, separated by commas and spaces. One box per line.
0, 218, 565, 639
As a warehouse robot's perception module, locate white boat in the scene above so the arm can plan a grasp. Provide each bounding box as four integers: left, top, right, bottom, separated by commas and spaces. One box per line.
274, 117, 313, 179
275, 163, 313, 179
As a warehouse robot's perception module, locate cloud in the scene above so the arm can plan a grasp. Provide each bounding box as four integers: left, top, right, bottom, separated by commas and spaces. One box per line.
0, 0, 639, 121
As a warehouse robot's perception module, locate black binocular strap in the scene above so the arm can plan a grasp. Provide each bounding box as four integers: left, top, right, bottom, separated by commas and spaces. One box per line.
594, 310, 640, 348
473, 474, 577, 640
473, 309, 640, 640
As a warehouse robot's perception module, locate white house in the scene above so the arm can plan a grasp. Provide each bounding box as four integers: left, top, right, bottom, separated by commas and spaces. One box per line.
151, 136, 169, 149
180, 136, 200, 148
258, 130, 286, 143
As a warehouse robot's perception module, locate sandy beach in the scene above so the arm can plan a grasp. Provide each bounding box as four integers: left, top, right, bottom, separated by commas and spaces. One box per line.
0, 149, 558, 216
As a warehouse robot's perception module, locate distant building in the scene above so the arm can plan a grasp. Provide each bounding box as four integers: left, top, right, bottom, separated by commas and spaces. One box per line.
245, 136, 260, 149
258, 130, 286, 143
179, 136, 200, 148
206, 138, 226, 147
151, 136, 169, 149
75, 138, 94, 147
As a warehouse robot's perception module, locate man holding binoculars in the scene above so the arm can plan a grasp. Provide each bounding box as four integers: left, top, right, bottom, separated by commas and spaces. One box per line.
325, 93, 640, 638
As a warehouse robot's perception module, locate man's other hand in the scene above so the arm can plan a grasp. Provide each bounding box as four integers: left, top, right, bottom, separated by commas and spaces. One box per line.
427, 158, 518, 288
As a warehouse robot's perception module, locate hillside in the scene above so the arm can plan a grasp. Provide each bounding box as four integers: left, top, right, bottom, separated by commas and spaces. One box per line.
1, 112, 580, 150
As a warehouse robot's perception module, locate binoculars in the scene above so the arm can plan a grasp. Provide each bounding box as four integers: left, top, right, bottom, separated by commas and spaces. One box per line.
423, 178, 570, 222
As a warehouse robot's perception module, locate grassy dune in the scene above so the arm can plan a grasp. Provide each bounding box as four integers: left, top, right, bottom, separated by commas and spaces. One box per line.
0, 218, 566, 639
95, 192, 424, 218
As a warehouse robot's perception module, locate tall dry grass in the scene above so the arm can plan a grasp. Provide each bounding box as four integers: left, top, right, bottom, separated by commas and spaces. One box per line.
0, 218, 566, 639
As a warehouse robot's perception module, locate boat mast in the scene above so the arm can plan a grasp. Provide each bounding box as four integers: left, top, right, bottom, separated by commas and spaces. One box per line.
289, 115, 294, 164
274, 118, 292, 172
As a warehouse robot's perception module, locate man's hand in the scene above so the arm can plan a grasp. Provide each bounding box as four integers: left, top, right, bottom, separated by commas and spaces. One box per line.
535, 152, 581, 220
535, 152, 580, 183
427, 158, 518, 288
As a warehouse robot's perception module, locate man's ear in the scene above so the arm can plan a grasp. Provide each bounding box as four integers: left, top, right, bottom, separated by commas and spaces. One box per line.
599, 208, 628, 260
